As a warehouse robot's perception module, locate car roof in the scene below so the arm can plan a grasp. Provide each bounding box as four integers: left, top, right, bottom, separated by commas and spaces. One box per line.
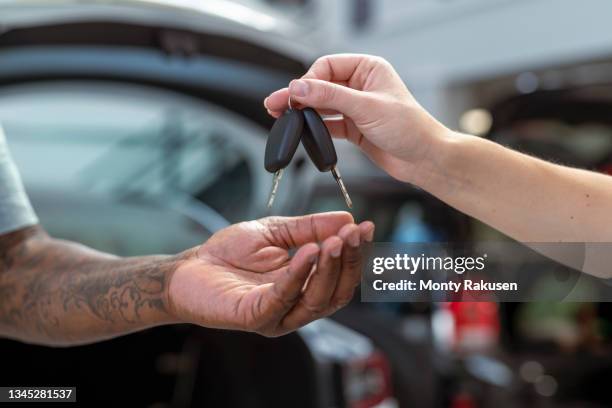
0, 0, 317, 64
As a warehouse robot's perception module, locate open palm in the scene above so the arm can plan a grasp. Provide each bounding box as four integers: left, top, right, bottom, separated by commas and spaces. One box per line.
169, 212, 373, 336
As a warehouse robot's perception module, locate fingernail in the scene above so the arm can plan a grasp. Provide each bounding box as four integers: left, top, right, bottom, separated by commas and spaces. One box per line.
263, 97, 269, 109
349, 232, 360, 247
289, 80, 309, 97
365, 226, 375, 242
331, 244, 342, 258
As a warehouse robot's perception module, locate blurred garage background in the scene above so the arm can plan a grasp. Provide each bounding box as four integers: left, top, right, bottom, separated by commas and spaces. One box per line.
0, 0, 612, 407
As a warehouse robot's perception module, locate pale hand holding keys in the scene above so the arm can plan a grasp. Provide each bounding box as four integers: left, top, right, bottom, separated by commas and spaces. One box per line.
264, 54, 448, 185
265, 54, 612, 276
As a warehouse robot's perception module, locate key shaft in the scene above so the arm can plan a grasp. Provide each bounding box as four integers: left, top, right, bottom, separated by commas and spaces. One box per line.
267, 169, 284, 208
331, 166, 353, 209
302, 108, 353, 209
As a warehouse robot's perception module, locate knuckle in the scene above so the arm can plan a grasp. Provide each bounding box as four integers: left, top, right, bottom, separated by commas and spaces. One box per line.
344, 252, 362, 269
301, 299, 327, 316
279, 286, 301, 307
320, 84, 337, 103
258, 215, 279, 227
305, 56, 330, 79
333, 289, 356, 309
260, 217, 296, 248
258, 330, 277, 338
253, 321, 276, 338
239, 220, 254, 229
256, 328, 271, 337
314, 55, 330, 67
310, 82, 328, 103
334, 297, 352, 309
372, 55, 391, 68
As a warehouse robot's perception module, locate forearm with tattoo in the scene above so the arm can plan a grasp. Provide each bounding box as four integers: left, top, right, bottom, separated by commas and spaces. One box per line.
0, 226, 190, 346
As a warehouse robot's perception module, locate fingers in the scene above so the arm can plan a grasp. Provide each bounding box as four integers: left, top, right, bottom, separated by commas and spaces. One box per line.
322, 120, 348, 139
265, 87, 329, 113
286, 79, 371, 122
302, 54, 378, 86
264, 87, 289, 113
257, 219, 376, 336
264, 84, 352, 115
331, 222, 374, 307
262, 243, 319, 317
264, 54, 395, 123
278, 221, 375, 333
264, 54, 385, 112
302, 236, 343, 308
260, 211, 354, 249
265, 92, 353, 141
280, 235, 343, 330
359, 220, 376, 242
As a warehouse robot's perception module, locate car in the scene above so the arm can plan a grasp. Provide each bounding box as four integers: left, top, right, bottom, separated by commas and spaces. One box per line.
0, 1, 397, 407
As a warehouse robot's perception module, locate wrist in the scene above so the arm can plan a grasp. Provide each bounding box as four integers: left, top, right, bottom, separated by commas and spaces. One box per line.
165, 246, 200, 324
411, 127, 474, 195
166, 245, 214, 326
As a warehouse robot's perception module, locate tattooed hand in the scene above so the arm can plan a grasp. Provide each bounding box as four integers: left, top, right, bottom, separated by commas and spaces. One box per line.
169, 212, 374, 337
0, 212, 372, 345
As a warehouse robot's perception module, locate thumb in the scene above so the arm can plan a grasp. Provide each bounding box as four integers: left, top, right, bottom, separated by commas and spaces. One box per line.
288, 79, 370, 121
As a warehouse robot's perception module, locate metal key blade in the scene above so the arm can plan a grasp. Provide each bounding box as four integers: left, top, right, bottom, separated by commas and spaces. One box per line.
267, 169, 284, 208
331, 166, 353, 209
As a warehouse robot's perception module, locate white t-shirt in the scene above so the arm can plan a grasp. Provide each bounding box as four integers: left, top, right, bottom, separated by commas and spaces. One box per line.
0, 127, 38, 234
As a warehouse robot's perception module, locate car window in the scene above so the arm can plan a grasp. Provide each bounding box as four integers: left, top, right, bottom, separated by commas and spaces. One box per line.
0, 81, 268, 255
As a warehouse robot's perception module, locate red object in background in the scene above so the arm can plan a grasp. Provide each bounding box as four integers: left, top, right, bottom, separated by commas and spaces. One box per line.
344, 350, 394, 408
448, 302, 501, 352
599, 163, 612, 176
451, 392, 478, 408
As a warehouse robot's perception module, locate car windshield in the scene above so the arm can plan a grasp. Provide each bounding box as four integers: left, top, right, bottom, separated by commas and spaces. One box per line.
0, 80, 268, 255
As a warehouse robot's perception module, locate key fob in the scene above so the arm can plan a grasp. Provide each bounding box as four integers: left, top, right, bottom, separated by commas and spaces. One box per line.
301, 108, 338, 172
264, 108, 304, 173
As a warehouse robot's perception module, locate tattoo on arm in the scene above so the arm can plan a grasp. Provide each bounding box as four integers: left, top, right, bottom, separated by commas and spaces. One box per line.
0, 226, 190, 345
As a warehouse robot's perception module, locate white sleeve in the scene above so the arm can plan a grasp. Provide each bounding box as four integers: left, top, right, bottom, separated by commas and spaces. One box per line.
0, 125, 38, 234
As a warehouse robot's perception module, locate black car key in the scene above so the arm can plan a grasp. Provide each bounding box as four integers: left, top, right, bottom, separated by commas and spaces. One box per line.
301, 108, 353, 208
264, 108, 304, 208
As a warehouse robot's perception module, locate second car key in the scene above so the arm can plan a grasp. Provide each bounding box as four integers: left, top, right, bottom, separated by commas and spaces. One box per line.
264, 107, 304, 208
301, 107, 353, 208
